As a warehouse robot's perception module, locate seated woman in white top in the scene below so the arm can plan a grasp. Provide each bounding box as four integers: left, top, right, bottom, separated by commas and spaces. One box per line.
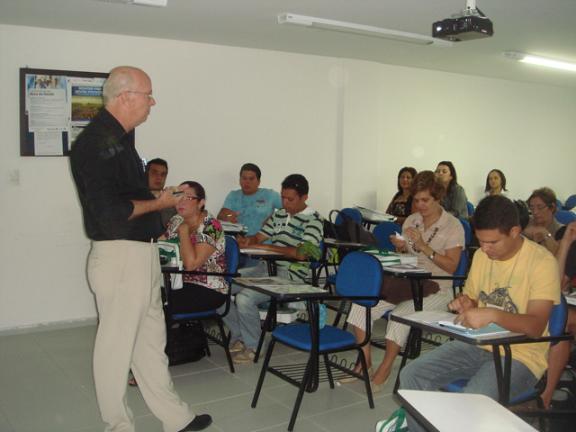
484, 169, 508, 197
343, 171, 464, 391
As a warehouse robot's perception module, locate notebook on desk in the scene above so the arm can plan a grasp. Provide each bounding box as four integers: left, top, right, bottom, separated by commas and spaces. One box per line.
400, 311, 515, 339
437, 321, 510, 338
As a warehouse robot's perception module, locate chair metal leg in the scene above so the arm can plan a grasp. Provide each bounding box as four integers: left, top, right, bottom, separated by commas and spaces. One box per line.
288, 355, 314, 432
251, 338, 276, 408
357, 348, 375, 408
217, 319, 235, 373
323, 353, 335, 389
254, 299, 277, 363
394, 327, 418, 394
198, 321, 211, 357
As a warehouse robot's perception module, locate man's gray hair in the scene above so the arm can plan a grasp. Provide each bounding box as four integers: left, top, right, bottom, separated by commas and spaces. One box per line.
102, 66, 139, 105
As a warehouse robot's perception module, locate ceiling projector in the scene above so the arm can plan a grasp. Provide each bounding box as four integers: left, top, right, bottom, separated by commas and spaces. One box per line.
432, 0, 493, 42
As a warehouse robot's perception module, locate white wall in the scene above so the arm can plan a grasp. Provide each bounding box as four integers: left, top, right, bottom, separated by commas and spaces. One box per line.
1, 24, 575, 331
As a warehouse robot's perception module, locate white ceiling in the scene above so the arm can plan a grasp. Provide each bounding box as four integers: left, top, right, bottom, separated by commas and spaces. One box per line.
1, 0, 576, 88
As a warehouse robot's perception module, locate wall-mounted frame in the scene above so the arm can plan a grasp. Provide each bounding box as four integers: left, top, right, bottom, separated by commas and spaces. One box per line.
20, 68, 108, 156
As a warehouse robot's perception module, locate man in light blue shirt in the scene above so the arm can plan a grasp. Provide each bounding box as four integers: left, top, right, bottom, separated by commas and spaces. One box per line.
217, 163, 281, 236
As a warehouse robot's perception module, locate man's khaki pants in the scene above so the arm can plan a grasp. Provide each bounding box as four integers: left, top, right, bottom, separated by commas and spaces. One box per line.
87, 240, 194, 432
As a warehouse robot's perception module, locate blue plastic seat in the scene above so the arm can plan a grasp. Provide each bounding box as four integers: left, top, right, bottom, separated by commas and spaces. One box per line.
466, 201, 475, 217
564, 194, 576, 211
373, 221, 402, 251
163, 235, 240, 372
335, 207, 363, 225
555, 210, 576, 225
452, 250, 469, 297
458, 217, 472, 247
251, 252, 383, 431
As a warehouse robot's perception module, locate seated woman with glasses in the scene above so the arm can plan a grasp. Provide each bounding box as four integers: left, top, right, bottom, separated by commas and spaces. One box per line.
340, 171, 464, 392
386, 167, 417, 225
164, 181, 227, 313
523, 187, 563, 254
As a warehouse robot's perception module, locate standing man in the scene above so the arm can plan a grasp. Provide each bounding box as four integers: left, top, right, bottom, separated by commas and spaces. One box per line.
146, 157, 177, 228
217, 163, 281, 236
70, 66, 211, 432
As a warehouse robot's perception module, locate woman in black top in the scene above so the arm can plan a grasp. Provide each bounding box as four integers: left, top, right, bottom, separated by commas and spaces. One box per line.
386, 167, 417, 225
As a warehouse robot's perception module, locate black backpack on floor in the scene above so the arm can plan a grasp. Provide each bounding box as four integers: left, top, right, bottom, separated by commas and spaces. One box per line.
165, 321, 207, 366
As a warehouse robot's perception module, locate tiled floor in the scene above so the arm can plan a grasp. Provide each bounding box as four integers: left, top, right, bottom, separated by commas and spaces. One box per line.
0, 320, 402, 432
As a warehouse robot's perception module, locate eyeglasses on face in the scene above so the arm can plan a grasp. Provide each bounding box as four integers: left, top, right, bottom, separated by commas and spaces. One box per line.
529, 204, 550, 212
183, 195, 200, 201
124, 90, 155, 100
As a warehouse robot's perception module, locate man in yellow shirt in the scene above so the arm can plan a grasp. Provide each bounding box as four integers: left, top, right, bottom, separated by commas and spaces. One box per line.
400, 195, 560, 432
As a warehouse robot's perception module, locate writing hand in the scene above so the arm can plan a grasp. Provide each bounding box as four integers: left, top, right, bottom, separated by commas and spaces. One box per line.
448, 294, 475, 314
454, 308, 494, 329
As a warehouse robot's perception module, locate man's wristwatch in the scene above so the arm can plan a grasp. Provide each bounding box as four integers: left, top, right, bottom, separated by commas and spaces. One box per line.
428, 250, 436, 261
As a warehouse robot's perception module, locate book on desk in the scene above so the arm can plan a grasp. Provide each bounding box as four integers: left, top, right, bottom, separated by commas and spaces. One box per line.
363, 249, 424, 272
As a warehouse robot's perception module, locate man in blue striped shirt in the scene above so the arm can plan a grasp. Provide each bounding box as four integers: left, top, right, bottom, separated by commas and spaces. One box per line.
223, 174, 323, 363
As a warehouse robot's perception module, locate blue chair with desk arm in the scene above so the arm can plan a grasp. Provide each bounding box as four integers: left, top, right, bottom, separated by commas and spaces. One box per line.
441, 296, 573, 427
161, 235, 240, 373
250, 251, 383, 431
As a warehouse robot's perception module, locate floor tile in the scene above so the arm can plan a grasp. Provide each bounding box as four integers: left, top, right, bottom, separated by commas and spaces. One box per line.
0, 323, 404, 432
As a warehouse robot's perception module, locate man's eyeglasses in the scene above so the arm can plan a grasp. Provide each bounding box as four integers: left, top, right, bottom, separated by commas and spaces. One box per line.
529, 204, 550, 212
125, 90, 155, 100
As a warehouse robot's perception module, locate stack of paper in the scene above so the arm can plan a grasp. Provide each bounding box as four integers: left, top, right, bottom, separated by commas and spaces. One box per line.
220, 221, 247, 234
565, 292, 576, 306
354, 205, 396, 222
383, 263, 428, 273
366, 248, 417, 262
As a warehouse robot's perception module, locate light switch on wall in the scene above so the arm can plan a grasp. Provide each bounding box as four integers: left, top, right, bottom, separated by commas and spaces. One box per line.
8, 169, 20, 185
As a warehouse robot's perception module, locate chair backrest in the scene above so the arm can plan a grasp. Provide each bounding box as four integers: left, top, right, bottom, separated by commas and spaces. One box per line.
555, 210, 576, 225
335, 207, 363, 225
224, 236, 240, 285
458, 217, 472, 246
373, 221, 402, 251
466, 201, 475, 217
564, 194, 576, 211
452, 250, 469, 295
549, 295, 568, 338
335, 251, 383, 307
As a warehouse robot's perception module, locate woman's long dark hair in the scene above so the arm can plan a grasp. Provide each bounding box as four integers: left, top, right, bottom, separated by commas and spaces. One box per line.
392, 166, 417, 200
437, 160, 458, 193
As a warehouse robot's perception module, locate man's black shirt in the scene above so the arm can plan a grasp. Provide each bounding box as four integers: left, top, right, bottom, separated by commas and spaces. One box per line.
70, 109, 164, 241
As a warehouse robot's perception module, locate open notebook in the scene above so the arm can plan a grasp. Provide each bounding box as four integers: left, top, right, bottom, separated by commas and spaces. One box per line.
400, 311, 515, 339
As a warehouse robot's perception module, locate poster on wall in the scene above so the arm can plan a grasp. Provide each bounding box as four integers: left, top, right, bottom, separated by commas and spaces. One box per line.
20, 68, 108, 156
